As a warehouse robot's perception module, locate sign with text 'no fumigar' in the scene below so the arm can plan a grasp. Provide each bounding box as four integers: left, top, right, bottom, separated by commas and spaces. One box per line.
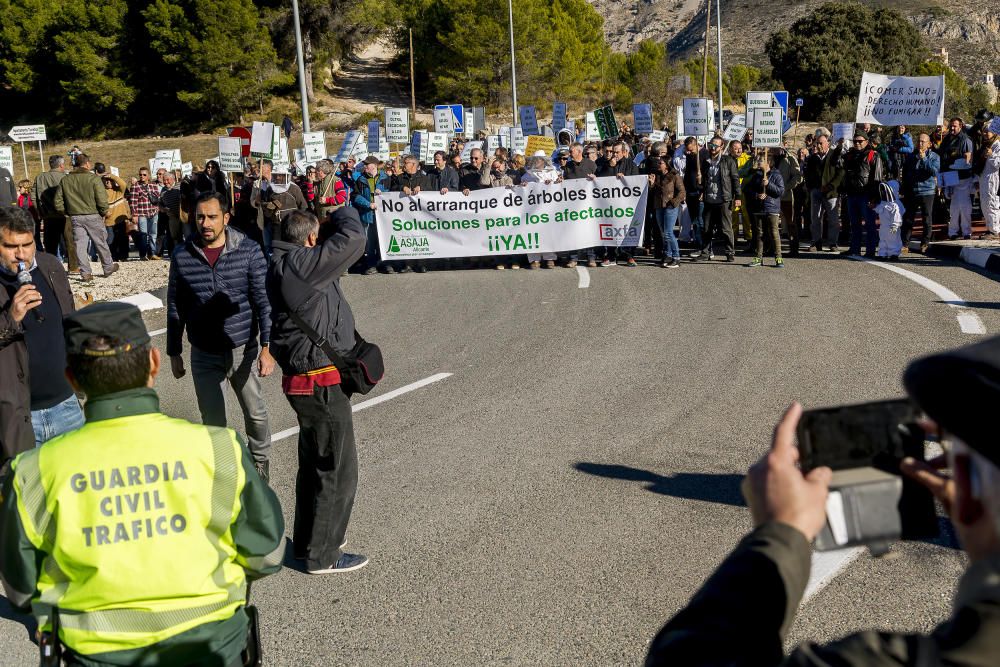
855, 72, 945, 127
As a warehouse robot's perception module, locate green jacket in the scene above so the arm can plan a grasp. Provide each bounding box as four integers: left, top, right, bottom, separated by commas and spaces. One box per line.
31, 169, 66, 220
646, 521, 1000, 666
54, 167, 108, 217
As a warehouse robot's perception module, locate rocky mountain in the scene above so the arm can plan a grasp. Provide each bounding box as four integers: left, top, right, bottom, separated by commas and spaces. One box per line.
588, 0, 1000, 83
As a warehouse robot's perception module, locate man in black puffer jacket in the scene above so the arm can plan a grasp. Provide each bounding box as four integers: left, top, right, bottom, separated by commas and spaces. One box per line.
167, 192, 274, 479
267, 207, 369, 575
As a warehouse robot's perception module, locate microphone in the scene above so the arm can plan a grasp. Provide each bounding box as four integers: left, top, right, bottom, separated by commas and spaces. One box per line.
16, 262, 44, 323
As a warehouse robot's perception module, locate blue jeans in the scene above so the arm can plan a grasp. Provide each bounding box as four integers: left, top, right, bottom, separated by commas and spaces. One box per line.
656, 207, 680, 259
846, 194, 876, 254
133, 214, 158, 258
31, 394, 85, 446
685, 195, 704, 246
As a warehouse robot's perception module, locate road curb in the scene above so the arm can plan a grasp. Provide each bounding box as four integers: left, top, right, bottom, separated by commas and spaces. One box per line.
920, 241, 1000, 277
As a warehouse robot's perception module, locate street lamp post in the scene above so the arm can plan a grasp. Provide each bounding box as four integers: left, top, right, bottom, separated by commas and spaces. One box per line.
291, 0, 311, 133
508, 0, 518, 125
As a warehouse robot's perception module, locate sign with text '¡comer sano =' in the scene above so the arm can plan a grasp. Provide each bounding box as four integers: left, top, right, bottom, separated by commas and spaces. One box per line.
855, 72, 945, 127
375, 175, 648, 260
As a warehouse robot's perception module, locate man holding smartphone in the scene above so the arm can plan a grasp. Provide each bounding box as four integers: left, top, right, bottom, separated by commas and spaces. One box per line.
645, 336, 1000, 665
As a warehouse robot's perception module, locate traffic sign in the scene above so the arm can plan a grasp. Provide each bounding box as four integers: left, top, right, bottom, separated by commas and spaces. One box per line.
795, 98, 804, 107
7, 124, 46, 142
227, 126, 252, 157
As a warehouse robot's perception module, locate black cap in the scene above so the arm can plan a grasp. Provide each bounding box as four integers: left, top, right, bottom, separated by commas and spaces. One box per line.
903, 335, 1000, 468
64, 302, 151, 357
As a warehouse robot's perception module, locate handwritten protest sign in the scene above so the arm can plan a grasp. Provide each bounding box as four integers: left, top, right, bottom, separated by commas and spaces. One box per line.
855, 72, 945, 126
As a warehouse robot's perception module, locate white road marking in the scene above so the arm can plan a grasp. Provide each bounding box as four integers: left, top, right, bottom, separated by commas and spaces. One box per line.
856, 258, 986, 335
116, 292, 163, 311
271, 372, 452, 443
803, 547, 865, 603
576, 266, 590, 289
149, 328, 167, 337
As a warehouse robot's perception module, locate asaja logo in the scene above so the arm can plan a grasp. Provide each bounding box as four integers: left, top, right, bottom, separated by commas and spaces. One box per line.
387, 234, 431, 255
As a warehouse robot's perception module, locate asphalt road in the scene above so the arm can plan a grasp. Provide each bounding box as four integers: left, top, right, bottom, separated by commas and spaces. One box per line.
2, 249, 998, 665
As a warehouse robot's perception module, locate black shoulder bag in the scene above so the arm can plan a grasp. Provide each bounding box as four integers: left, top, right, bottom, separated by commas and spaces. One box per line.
286, 309, 384, 396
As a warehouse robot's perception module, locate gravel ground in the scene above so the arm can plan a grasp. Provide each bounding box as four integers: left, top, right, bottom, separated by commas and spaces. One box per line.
68, 257, 170, 303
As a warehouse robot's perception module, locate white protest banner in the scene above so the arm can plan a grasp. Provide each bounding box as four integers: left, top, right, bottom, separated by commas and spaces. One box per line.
633, 103, 654, 134
682, 98, 712, 136
367, 121, 381, 154
855, 72, 945, 126
427, 132, 449, 155
218, 137, 243, 173
648, 130, 667, 142
249, 121, 277, 157
302, 131, 326, 161
460, 141, 484, 163
376, 175, 648, 260
384, 108, 409, 143
723, 113, 747, 141
519, 106, 540, 136
0, 146, 14, 174
110, 166, 120, 177
434, 107, 455, 135
181, 162, 193, 177
585, 112, 600, 141
552, 102, 568, 133
752, 108, 782, 147
7, 125, 47, 142
831, 123, 855, 146
333, 130, 362, 163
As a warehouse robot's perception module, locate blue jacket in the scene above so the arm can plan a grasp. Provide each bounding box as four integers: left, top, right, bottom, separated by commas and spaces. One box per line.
167, 227, 271, 357
745, 168, 784, 215
904, 151, 940, 195
351, 171, 385, 225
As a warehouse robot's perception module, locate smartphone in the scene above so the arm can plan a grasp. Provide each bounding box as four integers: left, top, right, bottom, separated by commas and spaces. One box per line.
797, 398, 938, 547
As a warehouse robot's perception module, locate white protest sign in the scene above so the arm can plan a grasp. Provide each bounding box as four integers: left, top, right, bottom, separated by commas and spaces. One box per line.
0, 146, 14, 174
682, 98, 712, 136
552, 102, 568, 133
752, 108, 783, 147
218, 137, 243, 173
648, 130, 667, 142
434, 107, 454, 135
333, 130, 362, 163
463, 107, 476, 140
148, 159, 155, 174
746, 91, 774, 111
508, 126, 526, 155
519, 106, 540, 136
367, 121, 381, 154
460, 141, 484, 163
376, 175, 649, 260
855, 72, 945, 126
486, 135, 501, 155
427, 132, 449, 155
170, 149, 182, 171
110, 166, 120, 177
250, 121, 277, 157
272, 137, 290, 174
154, 150, 173, 160
723, 113, 747, 141
302, 131, 326, 161
181, 162, 193, 177
152, 158, 172, 173
633, 104, 654, 134
831, 123, 855, 146
585, 112, 600, 141
8, 125, 47, 142
384, 108, 409, 143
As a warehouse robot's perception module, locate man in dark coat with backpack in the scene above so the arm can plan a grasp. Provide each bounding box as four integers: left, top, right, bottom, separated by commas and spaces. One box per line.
267, 207, 369, 575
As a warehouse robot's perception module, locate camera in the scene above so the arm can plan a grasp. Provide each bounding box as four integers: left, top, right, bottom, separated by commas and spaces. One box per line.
797, 399, 939, 553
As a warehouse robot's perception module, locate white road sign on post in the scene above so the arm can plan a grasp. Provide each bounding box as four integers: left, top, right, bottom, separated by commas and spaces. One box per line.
384, 108, 410, 143
752, 108, 783, 147
7, 125, 47, 142
302, 131, 327, 162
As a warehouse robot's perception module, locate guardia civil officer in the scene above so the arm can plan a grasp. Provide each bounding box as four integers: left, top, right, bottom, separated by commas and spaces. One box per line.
0, 302, 284, 666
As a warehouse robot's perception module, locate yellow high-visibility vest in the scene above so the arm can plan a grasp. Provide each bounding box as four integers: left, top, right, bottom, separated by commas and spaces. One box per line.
11, 412, 249, 656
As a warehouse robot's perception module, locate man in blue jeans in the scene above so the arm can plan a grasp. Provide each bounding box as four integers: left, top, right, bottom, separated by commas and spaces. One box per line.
0, 207, 83, 462
841, 133, 886, 258
126, 166, 162, 260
